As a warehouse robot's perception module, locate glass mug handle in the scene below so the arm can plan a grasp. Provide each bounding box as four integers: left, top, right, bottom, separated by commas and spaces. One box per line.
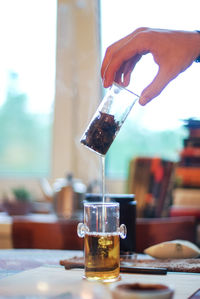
78, 223, 127, 239
119, 224, 127, 239
77, 222, 89, 238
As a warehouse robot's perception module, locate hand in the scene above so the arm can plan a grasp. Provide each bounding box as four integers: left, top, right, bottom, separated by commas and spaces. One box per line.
101, 28, 200, 105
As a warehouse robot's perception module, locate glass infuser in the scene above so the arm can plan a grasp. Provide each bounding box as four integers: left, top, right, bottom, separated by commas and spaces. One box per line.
80, 83, 139, 155
77, 202, 127, 282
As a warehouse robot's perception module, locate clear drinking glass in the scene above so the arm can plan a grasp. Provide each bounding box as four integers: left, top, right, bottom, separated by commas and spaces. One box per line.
80, 83, 139, 156
77, 202, 127, 282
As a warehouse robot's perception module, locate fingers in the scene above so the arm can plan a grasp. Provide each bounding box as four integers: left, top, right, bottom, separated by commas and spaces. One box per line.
101, 33, 134, 81
101, 27, 148, 86
103, 49, 143, 88
114, 60, 133, 86
139, 68, 172, 105
101, 46, 135, 87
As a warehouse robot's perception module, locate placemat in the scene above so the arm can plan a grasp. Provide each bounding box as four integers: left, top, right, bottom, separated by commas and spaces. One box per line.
60, 256, 200, 273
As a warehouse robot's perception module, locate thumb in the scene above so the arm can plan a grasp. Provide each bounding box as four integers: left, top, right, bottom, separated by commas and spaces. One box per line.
139, 69, 171, 105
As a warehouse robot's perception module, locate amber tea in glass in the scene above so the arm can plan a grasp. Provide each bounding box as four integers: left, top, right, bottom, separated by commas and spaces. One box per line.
84, 233, 119, 281
77, 202, 126, 282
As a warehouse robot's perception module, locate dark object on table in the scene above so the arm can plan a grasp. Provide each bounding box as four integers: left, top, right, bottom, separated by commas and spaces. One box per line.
60, 257, 167, 275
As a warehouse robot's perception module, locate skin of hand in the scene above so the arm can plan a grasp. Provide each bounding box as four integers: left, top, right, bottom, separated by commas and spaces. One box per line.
101, 27, 200, 105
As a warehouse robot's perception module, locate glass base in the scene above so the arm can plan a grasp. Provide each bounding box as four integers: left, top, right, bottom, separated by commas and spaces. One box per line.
83, 275, 121, 283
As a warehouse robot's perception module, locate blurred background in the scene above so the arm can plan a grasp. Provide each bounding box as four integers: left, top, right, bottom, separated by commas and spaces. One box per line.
0, 0, 199, 220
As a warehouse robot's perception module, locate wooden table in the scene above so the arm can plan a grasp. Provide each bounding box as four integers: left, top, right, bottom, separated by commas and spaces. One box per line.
0, 249, 199, 298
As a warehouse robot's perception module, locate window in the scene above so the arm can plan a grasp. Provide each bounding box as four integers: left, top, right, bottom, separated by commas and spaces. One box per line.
100, 0, 200, 179
0, 0, 101, 198
0, 0, 57, 177
4, 1, 199, 198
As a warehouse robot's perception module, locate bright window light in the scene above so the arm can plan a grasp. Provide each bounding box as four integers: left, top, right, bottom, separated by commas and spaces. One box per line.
100, 0, 200, 178
0, 0, 57, 176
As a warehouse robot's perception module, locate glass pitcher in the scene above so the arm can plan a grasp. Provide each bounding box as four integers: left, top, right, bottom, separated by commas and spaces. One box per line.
77, 202, 127, 282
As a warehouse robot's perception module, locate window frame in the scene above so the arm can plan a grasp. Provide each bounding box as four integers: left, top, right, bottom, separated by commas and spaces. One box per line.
0, 0, 104, 199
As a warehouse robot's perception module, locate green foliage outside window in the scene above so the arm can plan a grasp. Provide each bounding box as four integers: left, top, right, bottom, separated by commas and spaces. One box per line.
0, 72, 52, 176
106, 116, 188, 179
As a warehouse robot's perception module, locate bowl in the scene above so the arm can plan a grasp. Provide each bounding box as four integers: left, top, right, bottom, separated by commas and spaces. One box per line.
110, 282, 174, 299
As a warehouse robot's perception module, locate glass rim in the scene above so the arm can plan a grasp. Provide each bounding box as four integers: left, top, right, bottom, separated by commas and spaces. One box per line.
84, 201, 119, 207
113, 82, 139, 98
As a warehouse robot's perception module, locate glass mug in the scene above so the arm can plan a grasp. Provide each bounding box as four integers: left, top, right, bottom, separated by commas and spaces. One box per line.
80, 83, 139, 156
77, 202, 127, 282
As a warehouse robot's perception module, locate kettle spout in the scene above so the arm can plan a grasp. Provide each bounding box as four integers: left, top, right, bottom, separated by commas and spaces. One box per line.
39, 178, 53, 201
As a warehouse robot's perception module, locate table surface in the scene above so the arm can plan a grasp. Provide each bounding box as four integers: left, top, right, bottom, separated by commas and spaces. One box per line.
0, 249, 199, 298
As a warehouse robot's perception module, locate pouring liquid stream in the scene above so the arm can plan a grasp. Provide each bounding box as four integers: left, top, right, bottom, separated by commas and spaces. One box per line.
102, 156, 106, 232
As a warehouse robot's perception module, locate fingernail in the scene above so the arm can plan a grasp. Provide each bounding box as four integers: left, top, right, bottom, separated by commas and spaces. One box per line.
101, 76, 105, 86
103, 80, 109, 88
139, 96, 147, 106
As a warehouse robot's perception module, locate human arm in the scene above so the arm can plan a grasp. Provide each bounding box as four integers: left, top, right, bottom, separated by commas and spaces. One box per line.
101, 28, 200, 105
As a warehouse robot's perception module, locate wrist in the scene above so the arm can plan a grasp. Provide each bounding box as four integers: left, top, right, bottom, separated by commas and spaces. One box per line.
195, 31, 200, 62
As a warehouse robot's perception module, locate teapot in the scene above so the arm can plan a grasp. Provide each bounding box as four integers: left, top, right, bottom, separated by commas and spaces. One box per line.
40, 174, 86, 219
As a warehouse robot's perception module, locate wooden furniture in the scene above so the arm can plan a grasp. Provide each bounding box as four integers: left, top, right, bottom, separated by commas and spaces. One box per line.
12, 214, 83, 250
136, 216, 196, 252
0, 249, 199, 298
9, 213, 197, 253
0, 213, 12, 248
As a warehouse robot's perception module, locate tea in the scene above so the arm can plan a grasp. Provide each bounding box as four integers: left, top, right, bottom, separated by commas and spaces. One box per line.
77, 202, 126, 282
81, 112, 120, 155
80, 83, 139, 156
84, 232, 120, 281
